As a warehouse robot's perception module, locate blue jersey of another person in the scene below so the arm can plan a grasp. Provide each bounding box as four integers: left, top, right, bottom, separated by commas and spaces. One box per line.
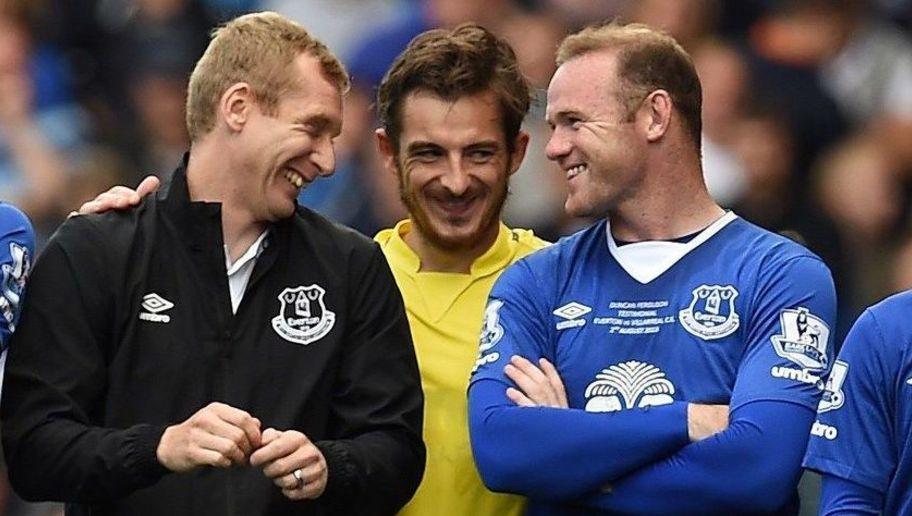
0, 203, 35, 392
804, 291, 912, 515
469, 212, 836, 515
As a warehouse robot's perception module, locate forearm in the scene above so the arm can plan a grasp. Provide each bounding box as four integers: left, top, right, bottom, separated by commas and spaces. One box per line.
581, 400, 813, 515
468, 379, 689, 500
317, 426, 424, 513
3, 417, 169, 502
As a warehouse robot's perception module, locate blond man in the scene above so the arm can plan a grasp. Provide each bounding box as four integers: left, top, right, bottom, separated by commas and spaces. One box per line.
1, 12, 424, 516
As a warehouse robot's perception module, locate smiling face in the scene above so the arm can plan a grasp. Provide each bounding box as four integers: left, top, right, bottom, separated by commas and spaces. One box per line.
237, 52, 342, 222
379, 90, 527, 252
545, 50, 648, 219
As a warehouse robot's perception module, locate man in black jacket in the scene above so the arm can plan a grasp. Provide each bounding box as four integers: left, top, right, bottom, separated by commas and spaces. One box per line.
0, 12, 425, 516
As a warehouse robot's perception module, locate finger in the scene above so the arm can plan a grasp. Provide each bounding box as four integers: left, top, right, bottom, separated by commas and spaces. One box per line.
211, 405, 262, 449
510, 355, 550, 384
506, 387, 536, 407
273, 470, 303, 491
261, 427, 281, 446
539, 358, 568, 407
77, 200, 103, 215
189, 447, 233, 469
196, 414, 255, 457
262, 443, 319, 479
505, 363, 556, 406
250, 432, 305, 467
195, 432, 246, 466
136, 175, 161, 198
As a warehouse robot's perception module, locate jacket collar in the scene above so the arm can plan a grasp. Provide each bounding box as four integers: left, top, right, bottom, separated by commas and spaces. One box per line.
158, 152, 224, 251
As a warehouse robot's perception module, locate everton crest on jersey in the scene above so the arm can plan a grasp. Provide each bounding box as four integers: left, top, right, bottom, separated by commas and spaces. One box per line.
471, 212, 837, 417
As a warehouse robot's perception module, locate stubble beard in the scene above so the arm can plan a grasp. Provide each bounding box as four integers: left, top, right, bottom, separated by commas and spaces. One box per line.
397, 165, 509, 253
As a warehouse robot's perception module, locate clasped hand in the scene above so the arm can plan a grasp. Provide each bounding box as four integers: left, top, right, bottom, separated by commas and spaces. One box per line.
156, 402, 327, 500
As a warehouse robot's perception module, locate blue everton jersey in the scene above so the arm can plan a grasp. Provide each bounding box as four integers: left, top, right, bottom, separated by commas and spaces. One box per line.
0, 202, 34, 351
472, 211, 835, 438
803, 291, 912, 514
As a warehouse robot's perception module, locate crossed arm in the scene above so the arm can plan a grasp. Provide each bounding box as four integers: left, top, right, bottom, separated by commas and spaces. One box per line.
471, 355, 815, 515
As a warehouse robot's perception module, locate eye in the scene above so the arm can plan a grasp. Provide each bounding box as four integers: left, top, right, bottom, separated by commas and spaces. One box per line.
411, 149, 442, 163
467, 149, 495, 163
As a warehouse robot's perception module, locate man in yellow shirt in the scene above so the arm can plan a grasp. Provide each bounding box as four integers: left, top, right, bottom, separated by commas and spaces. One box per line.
373, 24, 547, 515
76, 22, 546, 515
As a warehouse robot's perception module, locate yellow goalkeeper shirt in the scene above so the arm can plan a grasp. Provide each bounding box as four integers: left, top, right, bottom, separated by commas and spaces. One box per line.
376, 219, 547, 516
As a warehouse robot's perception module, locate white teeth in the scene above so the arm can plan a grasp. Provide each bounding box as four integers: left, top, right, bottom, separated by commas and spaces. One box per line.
567, 164, 587, 179
284, 169, 305, 188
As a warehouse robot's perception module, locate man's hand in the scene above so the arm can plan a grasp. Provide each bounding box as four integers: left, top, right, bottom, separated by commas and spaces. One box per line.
250, 428, 328, 501
72, 175, 160, 216
686, 404, 729, 442
504, 355, 569, 408
156, 402, 262, 472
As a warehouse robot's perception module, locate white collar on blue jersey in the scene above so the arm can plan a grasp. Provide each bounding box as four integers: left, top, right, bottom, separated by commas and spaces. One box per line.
605, 211, 738, 284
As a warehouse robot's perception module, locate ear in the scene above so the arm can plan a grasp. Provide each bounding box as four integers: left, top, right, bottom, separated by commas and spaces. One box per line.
220, 82, 254, 132
375, 128, 399, 176
508, 131, 531, 176
640, 89, 673, 143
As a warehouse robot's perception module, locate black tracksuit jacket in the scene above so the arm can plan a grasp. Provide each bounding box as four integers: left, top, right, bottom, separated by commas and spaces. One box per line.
1, 163, 425, 515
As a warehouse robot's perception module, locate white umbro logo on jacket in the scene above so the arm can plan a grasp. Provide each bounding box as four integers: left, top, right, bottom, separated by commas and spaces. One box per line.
139, 293, 174, 323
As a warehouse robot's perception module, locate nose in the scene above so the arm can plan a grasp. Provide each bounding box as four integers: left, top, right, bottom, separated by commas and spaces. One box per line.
545, 127, 572, 162
439, 156, 471, 196
311, 136, 336, 177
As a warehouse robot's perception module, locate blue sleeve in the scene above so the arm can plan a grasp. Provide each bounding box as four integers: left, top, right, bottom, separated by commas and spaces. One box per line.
802, 309, 897, 493
468, 259, 690, 500
0, 204, 36, 351
731, 255, 837, 413
819, 475, 883, 515
579, 399, 814, 515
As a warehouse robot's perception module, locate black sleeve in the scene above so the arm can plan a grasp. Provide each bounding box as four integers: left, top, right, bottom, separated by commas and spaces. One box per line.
315, 243, 425, 515
1, 217, 169, 503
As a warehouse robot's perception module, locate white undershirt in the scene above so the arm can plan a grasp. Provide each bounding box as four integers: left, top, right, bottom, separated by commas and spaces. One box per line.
225, 231, 269, 314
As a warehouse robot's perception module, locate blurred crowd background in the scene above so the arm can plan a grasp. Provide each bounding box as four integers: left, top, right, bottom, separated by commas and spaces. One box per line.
0, 0, 910, 514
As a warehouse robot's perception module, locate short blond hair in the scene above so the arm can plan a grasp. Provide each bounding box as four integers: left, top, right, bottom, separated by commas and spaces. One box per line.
186, 11, 349, 141
557, 21, 702, 150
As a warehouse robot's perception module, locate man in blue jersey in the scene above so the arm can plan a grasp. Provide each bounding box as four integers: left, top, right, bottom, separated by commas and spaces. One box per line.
803, 294, 912, 514
0, 202, 34, 391
468, 21, 837, 515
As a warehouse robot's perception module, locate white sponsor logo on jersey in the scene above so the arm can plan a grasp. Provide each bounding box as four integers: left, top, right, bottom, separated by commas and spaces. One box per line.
679, 285, 740, 340
473, 299, 505, 373
553, 301, 591, 330
138, 292, 174, 323
584, 360, 675, 412
770, 366, 821, 386
818, 360, 848, 413
771, 307, 830, 371
271, 285, 335, 345
811, 420, 838, 440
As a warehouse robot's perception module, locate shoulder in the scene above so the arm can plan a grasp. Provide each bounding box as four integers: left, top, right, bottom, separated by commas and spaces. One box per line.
0, 204, 35, 253
724, 218, 832, 284
858, 291, 912, 348
291, 206, 381, 260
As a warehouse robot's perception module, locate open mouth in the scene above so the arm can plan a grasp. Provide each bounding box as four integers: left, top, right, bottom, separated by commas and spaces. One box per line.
283, 168, 305, 188
566, 164, 588, 180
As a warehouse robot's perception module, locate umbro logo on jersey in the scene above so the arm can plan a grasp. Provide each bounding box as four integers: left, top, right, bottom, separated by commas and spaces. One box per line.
907, 378, 912, 386
139, 293, 174, 323
553, 302, 591, 330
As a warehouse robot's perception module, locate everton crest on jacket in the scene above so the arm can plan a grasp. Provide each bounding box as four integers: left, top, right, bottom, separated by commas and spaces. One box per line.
1, 164, 425, 516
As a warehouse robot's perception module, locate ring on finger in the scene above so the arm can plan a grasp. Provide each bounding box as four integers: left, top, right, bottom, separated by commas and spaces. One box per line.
293, 468, 305, 490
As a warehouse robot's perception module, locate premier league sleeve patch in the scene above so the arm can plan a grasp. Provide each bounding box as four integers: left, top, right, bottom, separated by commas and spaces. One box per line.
770, 307, 830, 371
